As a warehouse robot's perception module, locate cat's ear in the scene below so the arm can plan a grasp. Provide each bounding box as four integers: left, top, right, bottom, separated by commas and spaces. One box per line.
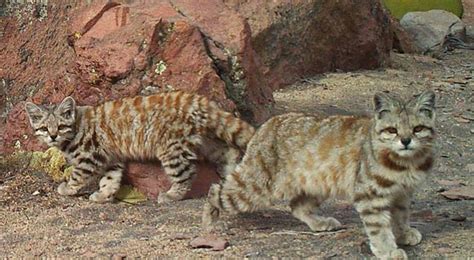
411, 90, 436, 119
373, 92, 394, 119
25, 102, 44, 125
56, 96, 76, 120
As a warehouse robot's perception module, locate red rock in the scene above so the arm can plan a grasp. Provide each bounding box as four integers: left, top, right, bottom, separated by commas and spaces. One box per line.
0, 0, 273, 155
125, 161, 220, 200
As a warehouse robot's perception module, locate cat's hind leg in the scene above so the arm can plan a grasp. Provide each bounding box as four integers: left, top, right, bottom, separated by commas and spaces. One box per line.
158, 152, 197, 204
200, 137, 241, 179
89, 163, 124, 203
202, 183, 224, 231
290, 195, 342, 232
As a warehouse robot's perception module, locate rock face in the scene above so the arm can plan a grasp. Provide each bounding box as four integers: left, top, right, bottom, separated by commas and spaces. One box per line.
1, 0, 274, 155
400, 10, 466, 53
1, 0, 399, 198
1, 0, 273, 198
223, 0, 394, 90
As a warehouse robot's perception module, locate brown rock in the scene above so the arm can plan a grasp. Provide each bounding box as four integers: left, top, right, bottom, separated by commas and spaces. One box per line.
169, 0, 274, 122
224, 0, 394, 90
440, 186, 474, 200
190, 234, 229, 251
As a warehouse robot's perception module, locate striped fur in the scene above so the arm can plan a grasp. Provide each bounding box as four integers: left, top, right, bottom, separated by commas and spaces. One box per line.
202, 91, 436, 259
25, 91, 255, 203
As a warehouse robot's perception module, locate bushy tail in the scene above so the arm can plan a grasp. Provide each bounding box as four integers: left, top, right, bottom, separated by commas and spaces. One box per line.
206, 101, 255, 151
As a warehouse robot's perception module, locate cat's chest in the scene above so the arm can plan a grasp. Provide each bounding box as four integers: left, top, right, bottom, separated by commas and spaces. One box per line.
378, 165, 427, 188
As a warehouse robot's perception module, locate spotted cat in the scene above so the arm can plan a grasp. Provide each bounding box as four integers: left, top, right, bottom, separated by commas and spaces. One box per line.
25, 91, 254, 203
203, 91, 436, 259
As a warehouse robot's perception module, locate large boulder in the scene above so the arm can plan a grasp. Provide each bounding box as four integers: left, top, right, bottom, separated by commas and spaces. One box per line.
1, 0, 273, 155
223, 0, 394, 90
400, 10, 466, 53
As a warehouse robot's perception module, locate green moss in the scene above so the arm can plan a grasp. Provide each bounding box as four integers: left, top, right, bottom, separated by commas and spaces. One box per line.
382, 0, 464, 19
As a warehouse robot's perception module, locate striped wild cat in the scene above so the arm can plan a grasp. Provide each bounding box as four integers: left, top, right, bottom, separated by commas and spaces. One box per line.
203, 91, 436, 259
25, 91, 255, 204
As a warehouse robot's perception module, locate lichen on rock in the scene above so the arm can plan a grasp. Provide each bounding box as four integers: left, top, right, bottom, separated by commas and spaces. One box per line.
29, 147, 72, 182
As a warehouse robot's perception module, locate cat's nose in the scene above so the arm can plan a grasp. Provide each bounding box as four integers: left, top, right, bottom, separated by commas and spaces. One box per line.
50, 135, 58, 141
401, 138, 411, 147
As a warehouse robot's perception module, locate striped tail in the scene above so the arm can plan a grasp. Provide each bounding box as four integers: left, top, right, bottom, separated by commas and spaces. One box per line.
206, 102, 255, 151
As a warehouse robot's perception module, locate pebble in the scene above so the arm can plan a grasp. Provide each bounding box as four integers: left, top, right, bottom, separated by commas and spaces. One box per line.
450, 215, 466, 222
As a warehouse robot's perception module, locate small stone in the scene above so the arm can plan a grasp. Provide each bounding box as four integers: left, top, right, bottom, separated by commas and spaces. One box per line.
436, 179, 464, 187
437, 247, 453, 254
170, 233, 191, 240
440, 186, 474, 200
111, 254, 127, 260
450, 215, 466, 222
32, 190, 40, 196
190, 234, 229, 251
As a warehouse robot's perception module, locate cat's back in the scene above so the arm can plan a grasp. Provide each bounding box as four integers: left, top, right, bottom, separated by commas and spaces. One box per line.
86, 91, 209, 158
94, 91, 204, 121
251, 113, 371, 148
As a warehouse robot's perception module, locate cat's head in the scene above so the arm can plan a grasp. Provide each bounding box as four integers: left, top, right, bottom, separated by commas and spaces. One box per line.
372, 90, 436, 158
25, 97, 77, 147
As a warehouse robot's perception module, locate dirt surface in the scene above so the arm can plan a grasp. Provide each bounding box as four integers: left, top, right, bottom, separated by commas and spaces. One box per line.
1, 50, 473, 258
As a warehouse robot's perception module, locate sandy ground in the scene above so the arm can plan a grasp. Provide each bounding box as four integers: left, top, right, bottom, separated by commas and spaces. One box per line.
1, 50, 473, 258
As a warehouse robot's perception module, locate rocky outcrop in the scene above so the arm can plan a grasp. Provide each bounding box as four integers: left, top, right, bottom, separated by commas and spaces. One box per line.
1, 0, 274, 155
223, 0, 394, 90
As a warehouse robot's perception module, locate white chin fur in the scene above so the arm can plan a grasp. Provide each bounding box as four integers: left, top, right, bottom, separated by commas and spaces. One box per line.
395, 149, 416, 157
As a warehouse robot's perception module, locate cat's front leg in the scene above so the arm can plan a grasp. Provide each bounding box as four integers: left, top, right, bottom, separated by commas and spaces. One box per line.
57, 166, 94, 196
391, 195, 422, 246
89, 163, 124, 203
355, 200, 407, 259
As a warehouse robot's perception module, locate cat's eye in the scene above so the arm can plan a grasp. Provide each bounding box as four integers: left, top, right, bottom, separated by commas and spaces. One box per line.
413, 125, 425, 133
384, 127, 398, 134
58, 125, 69, 131
31, 115, 43, 121
36, 127, 48, 132
62, 111, 72, 119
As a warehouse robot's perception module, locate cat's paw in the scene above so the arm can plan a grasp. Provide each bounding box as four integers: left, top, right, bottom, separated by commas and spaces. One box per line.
157, 192, 176, 204
386, 248, 408, 260
397, 227, 422, 246
57, 182, 78, 196
308, 217, 342, 232
374, 248, 407, 260
202, 220, 228, 233
89, 191, 113, 203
